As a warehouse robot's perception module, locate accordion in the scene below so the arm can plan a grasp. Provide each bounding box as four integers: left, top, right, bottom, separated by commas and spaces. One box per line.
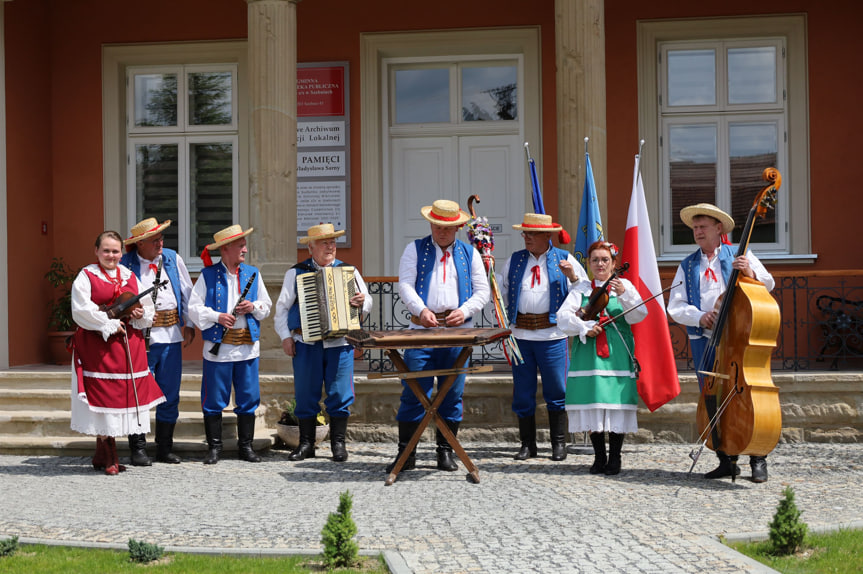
297, 266, 362, 342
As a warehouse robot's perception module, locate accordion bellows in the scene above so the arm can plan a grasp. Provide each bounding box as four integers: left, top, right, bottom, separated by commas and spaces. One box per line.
297, 266, 362, 342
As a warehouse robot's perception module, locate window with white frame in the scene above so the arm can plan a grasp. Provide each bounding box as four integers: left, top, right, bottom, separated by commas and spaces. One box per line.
126, 64, 239, 263
660, 39, 787, 253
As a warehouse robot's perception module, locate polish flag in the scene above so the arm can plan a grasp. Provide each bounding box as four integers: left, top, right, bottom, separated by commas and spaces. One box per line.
622, 155, 680, 411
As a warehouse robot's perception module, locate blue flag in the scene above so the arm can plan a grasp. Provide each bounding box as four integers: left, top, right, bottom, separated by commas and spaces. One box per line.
573, 152, 603, 268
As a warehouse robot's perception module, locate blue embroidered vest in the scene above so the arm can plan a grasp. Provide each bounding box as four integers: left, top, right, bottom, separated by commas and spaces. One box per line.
200, 263, 260, 343
682, 244, 734, 337
506, 247, 569, 325
121, 247, 185, 327
414, 236, 473, 309
286, 258, 345, 331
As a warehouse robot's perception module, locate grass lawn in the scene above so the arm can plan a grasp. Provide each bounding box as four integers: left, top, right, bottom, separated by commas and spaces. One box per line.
729, 528, 863, 574
0, 543, 390, 573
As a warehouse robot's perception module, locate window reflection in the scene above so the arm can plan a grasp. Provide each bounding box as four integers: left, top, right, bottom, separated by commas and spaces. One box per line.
135, 144, 179, 250
190, 143, 234, 255
667, 50, 716, 106
188, 71, 233, 126
729, 123, 778, 243
134, 74, 178, 127
462, 66, 517, 121
669, 124, 717, 244
395, 68, 449, 123
728, 47, 776, 104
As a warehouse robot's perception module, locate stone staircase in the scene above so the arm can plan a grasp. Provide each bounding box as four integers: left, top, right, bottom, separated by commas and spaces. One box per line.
0, 367, 273, 457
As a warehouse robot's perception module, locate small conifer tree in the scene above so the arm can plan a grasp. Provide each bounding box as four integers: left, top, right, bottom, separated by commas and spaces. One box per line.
128, 538, 164, 563
0, 535, 19, 557
321, 490, 359, 569
768, 486, 808, 555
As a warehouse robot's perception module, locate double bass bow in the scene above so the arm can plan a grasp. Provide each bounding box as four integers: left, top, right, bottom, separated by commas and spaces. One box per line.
688, 168, 783, 475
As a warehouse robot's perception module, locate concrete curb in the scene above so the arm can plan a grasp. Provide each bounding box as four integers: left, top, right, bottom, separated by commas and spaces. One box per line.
9, 535, 411, 573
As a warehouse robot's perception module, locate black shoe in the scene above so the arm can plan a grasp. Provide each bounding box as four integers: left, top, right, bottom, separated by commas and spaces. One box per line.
436, 420, 460, 471
604, 432, 624, 475
128, 433, 152, 466
236, 414, 261, 463
155, 421, 181, 464
386, 421, 419, 473
203, 414, 223, 465
704, 451, 740, 479
330, 417, 349, 462
750, 456, 768, 483
589, 432, 607, 474
548, 410, 567, 461
514, 416, 538, 461
288, 418, 317, 461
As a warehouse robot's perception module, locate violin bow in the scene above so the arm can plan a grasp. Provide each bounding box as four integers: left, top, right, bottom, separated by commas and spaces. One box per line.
121, 329, 141, 427
597, 282, 681, 328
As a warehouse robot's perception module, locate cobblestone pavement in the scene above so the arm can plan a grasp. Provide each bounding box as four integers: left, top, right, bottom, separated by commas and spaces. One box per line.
0, 442, 860, 573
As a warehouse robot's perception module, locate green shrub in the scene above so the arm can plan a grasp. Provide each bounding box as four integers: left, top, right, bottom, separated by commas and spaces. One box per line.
128, 538, 164, 563
0, 535, 19, 557
768, 486, 808, 555
321, 490, 359, 570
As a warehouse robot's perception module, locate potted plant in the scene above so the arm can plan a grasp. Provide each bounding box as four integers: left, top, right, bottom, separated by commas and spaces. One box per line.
276, 398, 330, 448
45, 257, 77, 365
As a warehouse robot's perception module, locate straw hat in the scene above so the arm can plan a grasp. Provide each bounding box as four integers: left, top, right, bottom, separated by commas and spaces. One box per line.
420, 199, 470, 227
125, 218, 171, 245
205, 224, 254, 251
679, 203, 735, 235
512, 213, 563, 233
299, 223, 346, 245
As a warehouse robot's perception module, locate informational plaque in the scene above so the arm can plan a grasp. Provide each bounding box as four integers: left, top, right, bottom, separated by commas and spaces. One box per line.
297, 63, 350, 246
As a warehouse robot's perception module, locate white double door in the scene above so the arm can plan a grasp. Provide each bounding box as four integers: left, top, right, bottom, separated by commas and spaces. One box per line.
386, 134, 525, 275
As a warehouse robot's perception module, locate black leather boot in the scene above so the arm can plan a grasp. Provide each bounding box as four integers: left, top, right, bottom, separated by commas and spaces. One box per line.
589, 432, 607, 474
514, 415, 538, 461
548, 410, 567, 461
330, 416, 349, 462
155, 421, 181, 464
288, 418, 317, 461
128, 433, 152, 466
704, 450, 740, 480
436, 420, 460, 471
203, 414, 223, 465
750, 455, 768, 483
605, 432, 624, 475
386, 421, 419, 472
237, 414, 261, 462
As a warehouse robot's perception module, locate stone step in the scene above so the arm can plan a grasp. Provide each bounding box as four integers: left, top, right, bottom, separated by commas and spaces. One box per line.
0, 388, 205, 412
0, 434, 273, 457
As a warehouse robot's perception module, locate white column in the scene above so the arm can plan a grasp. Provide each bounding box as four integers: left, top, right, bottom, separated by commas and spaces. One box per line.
555, 0, 607, 236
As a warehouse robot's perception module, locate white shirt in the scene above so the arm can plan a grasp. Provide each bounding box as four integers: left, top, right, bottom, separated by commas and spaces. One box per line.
71, 264, 154, 342
135, 252, 195, 345
273, 261, 373, 347
398, 239, 491, 328
667, 247, 774, 339
498, 249, 588, 341
557, 278, 647, 344
188, 263, 272, 362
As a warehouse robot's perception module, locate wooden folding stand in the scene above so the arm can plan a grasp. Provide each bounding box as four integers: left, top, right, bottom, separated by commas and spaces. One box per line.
349, 327, 511, 485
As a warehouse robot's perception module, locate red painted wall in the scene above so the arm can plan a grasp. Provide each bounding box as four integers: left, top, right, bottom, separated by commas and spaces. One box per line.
604, 0, 863, 271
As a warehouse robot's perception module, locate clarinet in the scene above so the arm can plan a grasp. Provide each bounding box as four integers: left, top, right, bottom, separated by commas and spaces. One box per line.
209, 272, 257, 356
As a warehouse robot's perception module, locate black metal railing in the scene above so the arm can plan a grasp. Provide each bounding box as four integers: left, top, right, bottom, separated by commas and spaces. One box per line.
361, 273, 863, 373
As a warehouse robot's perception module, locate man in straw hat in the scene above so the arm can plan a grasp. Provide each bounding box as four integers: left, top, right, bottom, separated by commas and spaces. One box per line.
500, 213, 587, 462
387, 199, 490, 473
667, 203, 774, 482
188, 225, 272, 464
274, 223, 372, 462
121, 218, 196, 465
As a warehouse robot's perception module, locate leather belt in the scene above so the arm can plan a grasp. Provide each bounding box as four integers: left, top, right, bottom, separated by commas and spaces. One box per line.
410, 309, 455, 327
515, 312, 554, 330
220, 328, 253, 346
152, 309, 180, 328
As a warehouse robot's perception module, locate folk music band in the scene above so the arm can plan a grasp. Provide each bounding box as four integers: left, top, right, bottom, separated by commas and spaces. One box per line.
68, 200, 774, 482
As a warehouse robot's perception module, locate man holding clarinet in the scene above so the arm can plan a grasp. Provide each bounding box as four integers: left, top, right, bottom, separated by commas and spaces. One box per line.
189, 225, 272, 465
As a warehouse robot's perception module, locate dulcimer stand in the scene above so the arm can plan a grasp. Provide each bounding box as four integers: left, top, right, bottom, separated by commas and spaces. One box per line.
348, 327, 511, 486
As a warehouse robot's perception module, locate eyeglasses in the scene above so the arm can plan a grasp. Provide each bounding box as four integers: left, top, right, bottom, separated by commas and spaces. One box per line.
521, 231, 547, 238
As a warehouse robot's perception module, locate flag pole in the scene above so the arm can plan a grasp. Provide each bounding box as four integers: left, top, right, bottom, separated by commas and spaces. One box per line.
584, 136, 589, 156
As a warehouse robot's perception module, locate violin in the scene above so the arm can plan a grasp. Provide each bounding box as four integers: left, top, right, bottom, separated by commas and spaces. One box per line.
690, 168, 783, 471
577, 262, 629, 321
99, 280, 168, 320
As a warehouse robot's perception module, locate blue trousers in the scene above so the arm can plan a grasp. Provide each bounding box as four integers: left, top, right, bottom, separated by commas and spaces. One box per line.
690, 336, 710, 391
292, 342, 355, 419
397, 346, 465, 423
511, 338, 569, 418
148, 342, 182, 423
201, 357, 260, 416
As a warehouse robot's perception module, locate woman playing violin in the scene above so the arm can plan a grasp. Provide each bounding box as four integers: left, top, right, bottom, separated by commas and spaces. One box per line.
667, 204, 774, 483
557, 240, 647, 475
70, 231, 165, 475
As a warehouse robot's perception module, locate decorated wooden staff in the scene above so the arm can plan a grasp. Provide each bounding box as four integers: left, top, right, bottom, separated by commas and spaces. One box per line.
465, 195, 522, 365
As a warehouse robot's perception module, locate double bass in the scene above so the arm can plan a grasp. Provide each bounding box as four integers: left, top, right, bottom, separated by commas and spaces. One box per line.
689, 168, 783, 473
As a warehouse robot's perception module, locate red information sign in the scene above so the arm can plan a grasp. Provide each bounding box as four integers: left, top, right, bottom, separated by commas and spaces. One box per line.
297, 66, 345, 117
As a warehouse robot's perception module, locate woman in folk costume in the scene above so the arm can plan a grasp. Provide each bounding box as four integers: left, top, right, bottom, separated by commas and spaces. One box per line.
70, 231, 165, 475
557, 240, 646, 475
